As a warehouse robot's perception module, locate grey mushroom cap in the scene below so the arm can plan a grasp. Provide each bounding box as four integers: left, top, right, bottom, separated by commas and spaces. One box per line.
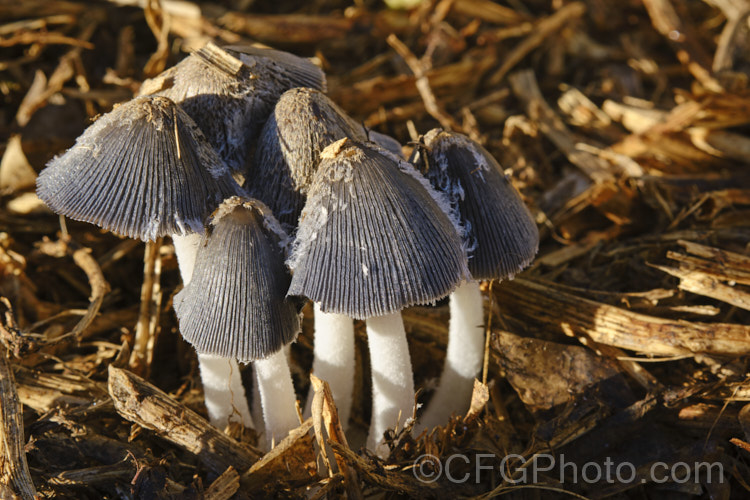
366, 129, 404, 159
174, 196, 300, 362
248, 87, 368, 229
36, 95, 241, 241
287, 138, 469, 319
411, 129, 539, 281
141, 43, 326, 173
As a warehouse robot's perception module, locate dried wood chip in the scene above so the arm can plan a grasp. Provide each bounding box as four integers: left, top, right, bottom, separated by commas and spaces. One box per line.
242, 419, 316, 489
496, 278, 750, 357
203, 466, 240, 500
0, 135, 36, 192
0, 350, 36, 500
108, 366, 260, 475
494, 331, 632, 413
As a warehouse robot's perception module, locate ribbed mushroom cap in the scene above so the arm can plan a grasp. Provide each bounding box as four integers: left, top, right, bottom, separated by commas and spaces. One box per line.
141, 43, 326, 173
287, 138, 469, 319
366, 129, 404, 159
411, 129, 539, 281
36, 95, 240, 241
174, 196, 300, 362
249, 88, 368, 228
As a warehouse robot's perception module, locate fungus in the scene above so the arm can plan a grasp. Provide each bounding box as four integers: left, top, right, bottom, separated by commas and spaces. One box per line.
251, 88, 388, 428
287, 138, 468, 455
37, 95, 238, 241
35, 95, 267, 431
138, 42, 327, 437
411, 129, 539, 428
141, 43, 326, 175
174, 196, 301, 446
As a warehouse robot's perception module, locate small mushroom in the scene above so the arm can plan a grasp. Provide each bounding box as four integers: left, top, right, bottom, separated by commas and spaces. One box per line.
175, 197, 299, 360
141, 43, 326, 175
411, 129, 539, 428
175, 196, 301, 446
287, 138, 468, 455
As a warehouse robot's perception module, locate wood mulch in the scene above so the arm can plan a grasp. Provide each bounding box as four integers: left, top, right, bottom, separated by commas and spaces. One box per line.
1, 0, 749, 497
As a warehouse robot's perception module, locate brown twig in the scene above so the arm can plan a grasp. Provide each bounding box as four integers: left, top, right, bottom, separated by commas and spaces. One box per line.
486, 2, 586, 86
387, 33, 461, 132
129, 238, 163, 376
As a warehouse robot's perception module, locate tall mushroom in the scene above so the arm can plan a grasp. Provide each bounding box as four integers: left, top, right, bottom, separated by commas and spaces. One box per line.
410, 129, 539, 428
140, 43, 326, 435
174, 197, 301, 446
287, 138, 468, 456
35, 95, 251, 429
251, 87, 402, 428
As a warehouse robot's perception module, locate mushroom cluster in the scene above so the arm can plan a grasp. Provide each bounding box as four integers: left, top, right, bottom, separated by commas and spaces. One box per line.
36, 42, 538, 455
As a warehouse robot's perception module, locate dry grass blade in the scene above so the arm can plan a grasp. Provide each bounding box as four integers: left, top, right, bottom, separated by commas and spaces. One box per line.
310, 374, 362, 500
0, 350, 36, 500
108, 366, 260, 475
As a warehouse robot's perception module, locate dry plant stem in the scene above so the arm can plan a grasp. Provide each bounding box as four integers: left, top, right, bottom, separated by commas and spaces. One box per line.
386, 33, 460, 131
129, 238, 162, 376
108, 366, 259, 475
419, 280, 484, 429
172, 233, 254, 430
304, 304, 355, 429
310, 375, 363, 500
254, 348, 299, 449
365, 311, 415, 456
0, 351, 36, 500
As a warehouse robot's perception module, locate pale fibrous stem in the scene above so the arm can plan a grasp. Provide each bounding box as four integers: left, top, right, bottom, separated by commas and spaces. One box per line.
365, 311, 415, 457
304, 304, 356, 429
418, 280, 484, 429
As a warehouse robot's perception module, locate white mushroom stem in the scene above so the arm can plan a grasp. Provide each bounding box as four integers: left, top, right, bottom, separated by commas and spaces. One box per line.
418, 280, 484, 429
366, 311, 415, 456
197, 353, 254, 429
173, 233, 255, 430
304, 304, 356, 429
254, 347, 300, 448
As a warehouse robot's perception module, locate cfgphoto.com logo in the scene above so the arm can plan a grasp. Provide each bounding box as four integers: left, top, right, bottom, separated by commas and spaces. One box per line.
412, 453, 725, 485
